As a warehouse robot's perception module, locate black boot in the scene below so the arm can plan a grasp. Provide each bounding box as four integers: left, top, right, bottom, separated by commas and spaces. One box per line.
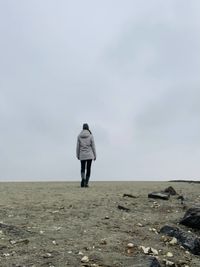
85, 176, 90, 187
81, 172, 85, 188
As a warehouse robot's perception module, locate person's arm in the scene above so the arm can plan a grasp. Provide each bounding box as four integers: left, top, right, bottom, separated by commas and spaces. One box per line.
76, 137, 80, 159
91, 135, 96, 160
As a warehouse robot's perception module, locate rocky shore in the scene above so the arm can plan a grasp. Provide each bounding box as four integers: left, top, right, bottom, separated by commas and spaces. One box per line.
0, 181, 199, 266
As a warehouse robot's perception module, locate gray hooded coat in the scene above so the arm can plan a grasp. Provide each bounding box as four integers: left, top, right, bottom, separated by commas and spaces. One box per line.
76, 130, 96, 161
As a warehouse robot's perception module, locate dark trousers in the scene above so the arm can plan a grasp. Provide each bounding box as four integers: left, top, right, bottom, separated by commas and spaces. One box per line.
81, 159, 92, 184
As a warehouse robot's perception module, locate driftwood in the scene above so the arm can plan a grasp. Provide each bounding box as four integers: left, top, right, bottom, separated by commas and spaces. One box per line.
148, 192, 170, 200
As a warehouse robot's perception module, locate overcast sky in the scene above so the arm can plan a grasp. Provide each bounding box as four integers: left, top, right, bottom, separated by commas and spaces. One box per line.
1, 0, 200, 181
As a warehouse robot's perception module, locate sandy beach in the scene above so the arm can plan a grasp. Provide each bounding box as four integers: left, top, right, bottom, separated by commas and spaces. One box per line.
0, 181, 199, 267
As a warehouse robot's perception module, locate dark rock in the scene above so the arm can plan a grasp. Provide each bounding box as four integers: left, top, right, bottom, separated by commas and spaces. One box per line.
149, 257, 161, 267
180, 207, 200, 229
123, 193, 137, 198
160, 225, 200, 255
164, 186, 177, 195
117, 205, 130, 212
148, 192, 170, 200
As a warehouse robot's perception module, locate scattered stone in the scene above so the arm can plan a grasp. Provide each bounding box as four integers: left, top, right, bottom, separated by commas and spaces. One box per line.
151, 202, 160, 209
123, 193, 137, 198
180, 207, 200, 229
117, 205, 130, 212
163, 259, 175, 266
50, 210, 60, 214
149, 228, 159, 234
3, 253, 10, 257
137, 223, 143, 227
100, 239, 107, 245
127, 243, 134, 248
9, 239, 29, 245
148, 192, 170, 200
166, 252, 173, 257
104, 216, 109, 219
81, 255, 89, 263
139, 246, 158, 256
43, 253, 52, 258
169, 237, 177, 245
164, 186, 177, 195
160, 225, 200, 255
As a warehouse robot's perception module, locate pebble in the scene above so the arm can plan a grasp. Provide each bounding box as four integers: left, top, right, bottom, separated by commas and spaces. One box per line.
166, 252, 173, 257
127, 243, 134, 248
139, 246, 158, 256
100, 239, 107, 245
51, 210, 59, 214
43, 253, 52, 258
81, 256, 89, 263
149, 228, 158, 234
3, 253, 10, 257
53, 226, 61, 231
163, 259, 175, 266
169, 237, 177, 245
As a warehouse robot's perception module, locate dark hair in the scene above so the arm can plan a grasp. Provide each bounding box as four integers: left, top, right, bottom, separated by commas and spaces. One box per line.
83, 123, 92, 134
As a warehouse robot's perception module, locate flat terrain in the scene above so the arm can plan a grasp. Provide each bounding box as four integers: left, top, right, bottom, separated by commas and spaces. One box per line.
0, 181, 199, 267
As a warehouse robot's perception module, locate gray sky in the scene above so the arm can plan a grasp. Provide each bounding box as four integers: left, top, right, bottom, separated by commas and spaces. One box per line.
1, 0, 200, 181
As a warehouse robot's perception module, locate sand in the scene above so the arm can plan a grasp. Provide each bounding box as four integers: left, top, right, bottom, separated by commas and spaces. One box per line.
0, 181, 199, 266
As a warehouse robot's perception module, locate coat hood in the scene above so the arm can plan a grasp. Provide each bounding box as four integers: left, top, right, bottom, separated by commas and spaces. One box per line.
79, 130, 91, 138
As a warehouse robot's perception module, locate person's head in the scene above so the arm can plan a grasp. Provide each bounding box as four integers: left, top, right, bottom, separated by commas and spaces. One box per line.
83, 123, 92, 134
83, 123, 89, 130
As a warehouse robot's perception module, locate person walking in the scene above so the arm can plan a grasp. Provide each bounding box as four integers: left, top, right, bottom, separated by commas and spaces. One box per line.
76, 123, 96, 187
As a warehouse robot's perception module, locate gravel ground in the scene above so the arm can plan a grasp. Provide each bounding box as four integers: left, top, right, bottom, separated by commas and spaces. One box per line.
0, 181, 199, 267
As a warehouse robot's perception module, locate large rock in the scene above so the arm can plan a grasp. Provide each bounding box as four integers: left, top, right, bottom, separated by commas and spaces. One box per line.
148, 192, 170, 200
164, 186, 177, 195
160, 225, 200, 255
180, 207, 200, 229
